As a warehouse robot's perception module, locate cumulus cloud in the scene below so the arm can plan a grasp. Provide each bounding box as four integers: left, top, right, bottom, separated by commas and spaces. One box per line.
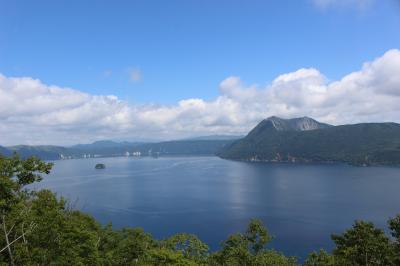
1, 49, 400, 145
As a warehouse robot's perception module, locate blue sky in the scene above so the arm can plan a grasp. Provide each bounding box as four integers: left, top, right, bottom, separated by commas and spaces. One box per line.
1, 0, 400, 145
1, 0, 399, 104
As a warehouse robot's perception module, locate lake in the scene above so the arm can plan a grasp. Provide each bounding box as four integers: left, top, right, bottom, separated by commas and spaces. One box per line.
32, 156, 400, 260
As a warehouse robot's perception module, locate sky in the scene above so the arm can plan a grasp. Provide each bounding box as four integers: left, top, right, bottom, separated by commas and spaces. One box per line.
1, 0, 400, 145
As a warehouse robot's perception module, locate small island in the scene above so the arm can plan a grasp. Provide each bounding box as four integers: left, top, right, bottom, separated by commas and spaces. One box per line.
95, 163, 106, 169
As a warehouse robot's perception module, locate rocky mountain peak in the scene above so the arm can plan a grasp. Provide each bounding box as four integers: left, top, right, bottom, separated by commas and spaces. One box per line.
265, 116, 331, 131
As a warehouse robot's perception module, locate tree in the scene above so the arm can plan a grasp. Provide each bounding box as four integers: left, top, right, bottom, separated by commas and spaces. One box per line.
143, 248, 200, 266
253, 250, 297, 266
210, 219, 296, 266
163, 233, 209, 263
331, 220, 395, 266
211, 233, 252, 265
245, 219, 272, 254
0, 155, 52, 265
0, 156, 101, 265
388, 215, 400, 264
303, 249, 334, 266
111, 227, 156, 265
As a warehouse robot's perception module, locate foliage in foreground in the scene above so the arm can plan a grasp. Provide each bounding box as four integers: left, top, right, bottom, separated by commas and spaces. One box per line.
1, 155, 400, 265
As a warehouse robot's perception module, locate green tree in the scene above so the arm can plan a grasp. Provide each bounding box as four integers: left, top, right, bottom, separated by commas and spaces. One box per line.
0, 155, 52, 266
210, 219, 295, 266
304, 249, 335, 266
111, 227, 156, 265
253, 250, 297, 266
143, 248, 201, 265
211, 233, 252, 265
388, 215, 400, 264
245, 219, 272, 254
331, 220, 395, 266
163, 233, 209, 263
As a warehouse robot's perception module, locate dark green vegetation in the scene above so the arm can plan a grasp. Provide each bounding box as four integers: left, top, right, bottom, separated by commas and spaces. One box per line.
1, 138, 238, 160
2, 156, 400, 265
218, 116, 400, 166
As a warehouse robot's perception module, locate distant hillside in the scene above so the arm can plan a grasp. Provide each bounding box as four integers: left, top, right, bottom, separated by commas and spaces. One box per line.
6, 145, 68, 160
0, 146, 12, 157
217, 116, 400, 166
135, 140, 233, 155
0, 139, 235, 160
184, 135, 243, 141
70, 140, 144, 149
67, 140, 144, 157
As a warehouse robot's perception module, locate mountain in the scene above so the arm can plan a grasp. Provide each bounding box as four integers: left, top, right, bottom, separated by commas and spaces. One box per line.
67, 139, 233, 157
0, 146, 12, 157
265, 116, 331, 131
134, 140, 233, 155
1, 139, 235, 160
183, 135, 244, 141
7, 145, 68, 160
217, 116, 400, 166
70, 140, 144, 149
68, 140, 144, 157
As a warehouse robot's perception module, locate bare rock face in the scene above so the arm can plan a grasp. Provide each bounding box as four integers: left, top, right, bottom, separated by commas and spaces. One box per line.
266, 116, 332, 131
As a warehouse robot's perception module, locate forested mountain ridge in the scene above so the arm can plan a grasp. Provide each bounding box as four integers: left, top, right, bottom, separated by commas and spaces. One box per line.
0, 145, 12, 157
6, 145, 68, 160
218, 117, 400, 166
0, 139, 236, 160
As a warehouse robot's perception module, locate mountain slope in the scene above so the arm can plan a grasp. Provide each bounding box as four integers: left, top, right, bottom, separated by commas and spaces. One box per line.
183, 135, 243, 141
135, 140, 233, 155
218, 117, 400, 165
7, 145, 68, 160
265, 116, 332, 131
0, 146, 12, 157
1, 139, 235, 160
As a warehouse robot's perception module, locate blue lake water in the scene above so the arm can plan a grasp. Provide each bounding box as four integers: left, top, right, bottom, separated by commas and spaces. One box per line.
32, 156, 400, 260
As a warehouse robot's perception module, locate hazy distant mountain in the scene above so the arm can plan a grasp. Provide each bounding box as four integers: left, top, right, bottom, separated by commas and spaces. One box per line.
0, 139, 235, 160
218, 116, 400, 166
183, 135, 244, 141
62, 140, 145, 158
134, 140, 233, 155
70, 140, 143, 149
68, 139, 234, 157
0, 145, 12, 157
71, 140, 121, 149
6, 145, 68, 160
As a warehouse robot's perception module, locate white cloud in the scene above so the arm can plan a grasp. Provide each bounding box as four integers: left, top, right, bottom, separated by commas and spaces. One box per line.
128, 67, 142, 82
1, 49, 400, 145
